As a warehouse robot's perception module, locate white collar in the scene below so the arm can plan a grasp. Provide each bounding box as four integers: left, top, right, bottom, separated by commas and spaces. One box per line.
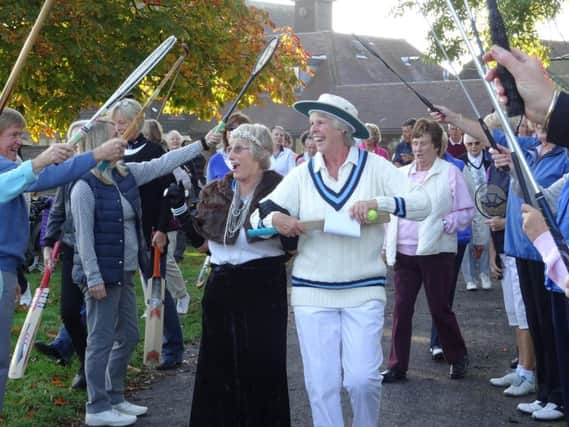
312, 145, 359, 173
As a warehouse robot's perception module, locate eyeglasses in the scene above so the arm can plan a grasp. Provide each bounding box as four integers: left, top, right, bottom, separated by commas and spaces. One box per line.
464, 141, 481, 146
229, 144, 250, 154
225, 125, 238, 132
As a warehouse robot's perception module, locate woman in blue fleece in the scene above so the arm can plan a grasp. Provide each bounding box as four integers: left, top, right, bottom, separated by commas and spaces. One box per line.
0, 108, 125, 414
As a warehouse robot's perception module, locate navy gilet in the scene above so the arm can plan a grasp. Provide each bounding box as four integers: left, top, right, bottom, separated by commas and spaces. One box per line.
77, 170, 145, 286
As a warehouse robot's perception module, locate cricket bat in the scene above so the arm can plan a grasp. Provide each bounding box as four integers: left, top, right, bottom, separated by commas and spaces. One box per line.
143, 243, 165, 367
9, 241, 61, 379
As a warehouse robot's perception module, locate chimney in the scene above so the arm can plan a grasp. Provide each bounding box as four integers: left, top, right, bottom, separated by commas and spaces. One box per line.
294, 0, 335, 33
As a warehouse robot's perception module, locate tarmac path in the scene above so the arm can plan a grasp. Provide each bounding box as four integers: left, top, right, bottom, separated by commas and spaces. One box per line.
131, 274, 562, 427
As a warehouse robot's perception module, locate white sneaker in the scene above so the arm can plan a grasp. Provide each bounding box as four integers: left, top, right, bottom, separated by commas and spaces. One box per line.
480, 273, 492, 290
430, 346, 444, 361
532, 402, 564, 421
466, 281, 478, 291
517, 400, 545, 414
20, 285, 32, 306
85, 409, 137, 426
490, 371, 519, 387
176, 293, 190, 315
504, 376, 536, 397
113, 400, 148, 416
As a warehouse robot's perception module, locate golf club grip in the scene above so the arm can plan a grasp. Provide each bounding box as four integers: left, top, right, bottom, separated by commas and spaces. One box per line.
487, 0, 524, 117
478, 118, 509, 172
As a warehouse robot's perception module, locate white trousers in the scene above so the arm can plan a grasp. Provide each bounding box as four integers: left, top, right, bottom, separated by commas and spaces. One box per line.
294, 299, 385, 427
500, 255, 528, 329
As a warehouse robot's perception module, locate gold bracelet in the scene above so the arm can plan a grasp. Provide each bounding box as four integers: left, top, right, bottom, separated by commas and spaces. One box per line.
543, 89, 560, 132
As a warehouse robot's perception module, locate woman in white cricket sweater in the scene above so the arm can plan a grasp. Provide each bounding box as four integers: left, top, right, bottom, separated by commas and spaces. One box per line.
382, 118, 474, 383
250, 94, 431, 427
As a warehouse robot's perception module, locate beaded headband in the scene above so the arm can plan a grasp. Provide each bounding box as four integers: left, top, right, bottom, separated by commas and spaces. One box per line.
230, 128, 264, 149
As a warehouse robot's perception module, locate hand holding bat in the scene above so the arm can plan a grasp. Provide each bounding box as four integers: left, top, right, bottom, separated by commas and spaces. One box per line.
483, 46, 556, 125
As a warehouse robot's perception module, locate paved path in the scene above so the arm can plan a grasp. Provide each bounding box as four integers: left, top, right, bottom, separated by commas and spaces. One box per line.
131, 276, 562, 427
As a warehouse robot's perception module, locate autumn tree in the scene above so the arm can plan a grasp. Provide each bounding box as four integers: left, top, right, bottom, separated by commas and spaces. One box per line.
394, 0, 567, 65
0, 0, 310, 138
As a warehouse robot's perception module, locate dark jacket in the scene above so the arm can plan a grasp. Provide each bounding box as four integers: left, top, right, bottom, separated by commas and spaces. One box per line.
124, 134, 174, 243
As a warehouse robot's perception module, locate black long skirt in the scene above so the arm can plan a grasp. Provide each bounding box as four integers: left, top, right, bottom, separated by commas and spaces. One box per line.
189, 256, 291, 427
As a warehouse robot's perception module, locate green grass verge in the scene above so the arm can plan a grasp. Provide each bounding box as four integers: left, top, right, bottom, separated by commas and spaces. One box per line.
1, 250, 205, 427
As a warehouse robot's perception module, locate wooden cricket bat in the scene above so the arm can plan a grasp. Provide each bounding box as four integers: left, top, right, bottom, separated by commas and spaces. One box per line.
143, 244, 165, 367
9, 241, 61, 379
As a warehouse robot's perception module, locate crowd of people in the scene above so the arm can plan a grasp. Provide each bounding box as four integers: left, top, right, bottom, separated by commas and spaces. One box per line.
1, 43, 569, 427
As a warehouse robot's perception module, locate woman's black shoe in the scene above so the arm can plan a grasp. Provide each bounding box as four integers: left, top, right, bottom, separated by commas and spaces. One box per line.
381, 368, 407, 383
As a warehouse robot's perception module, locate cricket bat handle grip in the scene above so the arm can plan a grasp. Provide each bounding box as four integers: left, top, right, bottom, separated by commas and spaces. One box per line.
247, 227, 278, 237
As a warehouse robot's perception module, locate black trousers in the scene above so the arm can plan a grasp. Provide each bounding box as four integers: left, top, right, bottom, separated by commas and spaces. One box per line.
551, 292, 569, 419
516, 258, 562, 406
60, 242, 87, 365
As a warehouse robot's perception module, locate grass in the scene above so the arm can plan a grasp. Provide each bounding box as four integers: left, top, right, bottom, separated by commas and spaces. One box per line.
0, 249, 206, 427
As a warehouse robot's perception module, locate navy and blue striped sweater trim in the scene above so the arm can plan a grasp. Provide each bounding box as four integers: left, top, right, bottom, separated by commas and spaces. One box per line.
291, 275, 385, 290
393, 196, 406, 217
308, 150, 368, 211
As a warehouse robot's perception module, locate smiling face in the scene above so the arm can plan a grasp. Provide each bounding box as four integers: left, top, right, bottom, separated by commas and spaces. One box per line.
0, 125, 25, 161
308, 112, 345, 156
412, 134, 437, 171
228, 139, 261, 182
112, 112, 131, 137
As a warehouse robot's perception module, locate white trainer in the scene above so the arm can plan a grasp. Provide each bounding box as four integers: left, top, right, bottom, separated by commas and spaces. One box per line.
466, 281, 478, 291
480, 273, 492, 290
517, 400, 545, 414
20, 285, 32, 306
504, 376, 536, 397
113, 400, 148, 417
176, 293, 190, 315
532, 402, 564, 421
489, 371, 518, 387
85, 409, 136, 426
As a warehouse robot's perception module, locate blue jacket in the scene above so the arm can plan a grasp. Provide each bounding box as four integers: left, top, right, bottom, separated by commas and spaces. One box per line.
73, 170, 146, 286
206, 151, 230, 182
498, 130, 569, 260
545, 177, 569, 292
0, 153, 96, 272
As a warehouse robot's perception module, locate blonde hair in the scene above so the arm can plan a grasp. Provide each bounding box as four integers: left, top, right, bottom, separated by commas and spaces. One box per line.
66, 120, 88, 152
365, 123, 382, 144
82, 120, 128, 184
110, 99, 144, 136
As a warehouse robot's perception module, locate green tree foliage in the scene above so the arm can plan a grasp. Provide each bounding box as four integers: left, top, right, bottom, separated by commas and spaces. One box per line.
394, 0, 566, 66
0, 0, 310, 138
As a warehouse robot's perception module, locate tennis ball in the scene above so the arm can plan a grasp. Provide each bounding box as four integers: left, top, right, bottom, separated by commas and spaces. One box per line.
367, 209, 378, 223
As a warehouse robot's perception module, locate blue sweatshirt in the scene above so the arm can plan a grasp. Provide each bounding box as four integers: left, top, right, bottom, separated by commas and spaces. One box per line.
206, 151, 230, 182
497, 130, 569, 260
0, 160, 37, 203
0, 152, 96, 272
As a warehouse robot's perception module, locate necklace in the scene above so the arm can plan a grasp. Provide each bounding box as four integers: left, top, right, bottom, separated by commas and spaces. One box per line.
223, 181, 256, 244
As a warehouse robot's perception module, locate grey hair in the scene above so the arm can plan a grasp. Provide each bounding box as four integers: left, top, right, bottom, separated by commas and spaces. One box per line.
81, 119, 128, 184
230, 123, 273, 170
110, 99, 144, 135
0, 108, 25, 134
310, 111, 354, 147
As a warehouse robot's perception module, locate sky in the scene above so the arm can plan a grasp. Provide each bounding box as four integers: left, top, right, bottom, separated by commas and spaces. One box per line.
259, 0, 569, 54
